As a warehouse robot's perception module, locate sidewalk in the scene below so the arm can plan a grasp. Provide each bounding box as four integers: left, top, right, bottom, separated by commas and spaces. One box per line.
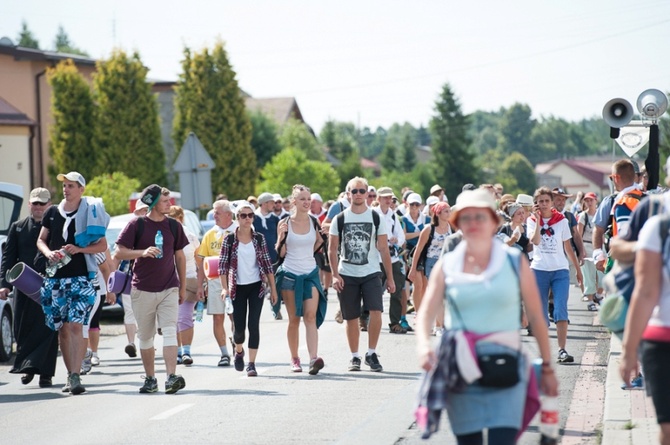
602, 332, 660, 444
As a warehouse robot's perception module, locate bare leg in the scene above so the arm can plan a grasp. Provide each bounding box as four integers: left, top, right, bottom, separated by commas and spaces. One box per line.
180, 327, 194, 347
125, 324, 137, 344
303, 288, 319, 358
89, 329, 100, 353
213, 314, 227, 347
140, 347, 155, 377
367, 310, 382, 349
345, 318, 360, 353
556, 320, 568, 350
163, 345, 178, 376
282, 290, 300, 359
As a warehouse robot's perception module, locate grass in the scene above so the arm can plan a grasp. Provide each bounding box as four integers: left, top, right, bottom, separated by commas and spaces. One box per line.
623, 421, 636, 430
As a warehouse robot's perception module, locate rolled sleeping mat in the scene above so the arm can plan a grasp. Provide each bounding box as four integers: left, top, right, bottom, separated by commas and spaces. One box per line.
203, 256, 220, 279
107, 270, 132, 295
7, 262, 43, 304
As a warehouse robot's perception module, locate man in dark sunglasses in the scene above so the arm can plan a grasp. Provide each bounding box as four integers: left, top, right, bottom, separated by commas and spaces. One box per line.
0, 187, 58, 389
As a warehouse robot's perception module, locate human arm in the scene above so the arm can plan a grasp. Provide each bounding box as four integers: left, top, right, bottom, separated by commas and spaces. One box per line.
570, 219, 585, 264
174, 249, 186, 304
519, 255, 558, 396
0, 222, 19, 299
564, 239, 583, 288
608, 237, 637, 263
377, 234, 396, 294
276, 218, 288, 257
408, 226, 430, 282
415, 260, 446, 371
97, 251, 117, 304
529, 214, 542, 246
62, 237, 108, 256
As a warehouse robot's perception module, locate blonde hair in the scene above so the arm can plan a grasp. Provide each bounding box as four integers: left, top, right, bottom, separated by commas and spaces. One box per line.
346, 176, 368, 192
168, 205, 184, 223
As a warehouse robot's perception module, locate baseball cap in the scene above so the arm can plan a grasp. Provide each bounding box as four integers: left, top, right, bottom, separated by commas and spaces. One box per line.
56, 171, 85, 187
139, 184, 163, 210
426, 196, 440, 207
402, 190, 414, 201
462, 183, 476, 192
311, 193, 323, 202
407, 193, 422, 205
584, 192, 597, 200
29, 187, 50, 204
552, 187, 573, 198
377, 187, 394, 197
272, 193, 282, 202
257, 193, 274, 205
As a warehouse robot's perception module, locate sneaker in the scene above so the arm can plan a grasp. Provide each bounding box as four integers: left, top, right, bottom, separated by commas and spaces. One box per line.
406, 303, 416, 314
165, 374, 186, 394
621, 374, 644, 390
246, 362, 258, 377
365, 353, 383, 372
181, 354, 193, 366
177, 355, 183, 365
290, 357, 302, 372
234, 349, 245, 372
587, 302, 598, 312
81, 350, 92, 375
69, 373, 86, 395
348, 356, 361, 372
62, 373, 71, 393
334, 309, 344, 324
557, 349, 574, 363
582, 295, 590, 302
400, 319, 414, 332
308, 357, 324, 375
125, 343, 137, 358
218, 355, 231, 367
139, 375, 158, 394
91, 355, 100, 366
593, 293, 605, 305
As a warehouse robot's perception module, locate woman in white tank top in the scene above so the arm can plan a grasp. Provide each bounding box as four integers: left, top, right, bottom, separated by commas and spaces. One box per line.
276, 185, 326, 375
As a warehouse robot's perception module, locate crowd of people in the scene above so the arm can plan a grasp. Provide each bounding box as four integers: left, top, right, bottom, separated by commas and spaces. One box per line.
1, 156, 669, 444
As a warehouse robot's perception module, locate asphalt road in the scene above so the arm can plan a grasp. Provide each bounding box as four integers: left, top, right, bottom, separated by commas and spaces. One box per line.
0, 285, 609, 445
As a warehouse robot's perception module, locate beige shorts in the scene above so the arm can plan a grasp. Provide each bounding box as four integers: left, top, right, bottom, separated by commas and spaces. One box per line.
184, 277, 199, 303
206, 279, 225, 314
131, 287, 179, 344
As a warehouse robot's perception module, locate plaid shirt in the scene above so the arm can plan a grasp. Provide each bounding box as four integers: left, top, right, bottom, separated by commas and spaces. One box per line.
218, 229, 273, 300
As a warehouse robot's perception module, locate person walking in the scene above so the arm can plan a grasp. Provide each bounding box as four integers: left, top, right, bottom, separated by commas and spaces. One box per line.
254, 192, 282, 320
577, 192, 604, 311
328, 177, 396, 372
218, 201, 279, 377
275, 185, 327, 375
36, 172, 109, 395
115, 185, 189, 394
416, 189, 558, 444
0, 188, 58, 388
196, 200, 238, 366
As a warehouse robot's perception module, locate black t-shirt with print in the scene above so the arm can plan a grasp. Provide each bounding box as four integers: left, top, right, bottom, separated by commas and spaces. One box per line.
42, 206, 89, 278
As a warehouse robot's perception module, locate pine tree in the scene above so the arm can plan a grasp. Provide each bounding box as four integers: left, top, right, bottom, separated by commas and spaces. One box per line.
429, 83, 478, 200
249, 110, 281, 168
378, 139, 398, 171
93, 50, 165, 188
400, 131, 417, 172
53, 25, 89, 56
173, 41, 256, 199
47, 59, 96, 188
17, 21, 39, 49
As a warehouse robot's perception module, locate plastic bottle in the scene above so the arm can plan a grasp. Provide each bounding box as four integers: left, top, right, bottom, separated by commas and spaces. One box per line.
45, 249, 72, 277
155, 230, 163, 259
195, 300, 204, 322
224, 295, 234, 315
539, 395, 559, 444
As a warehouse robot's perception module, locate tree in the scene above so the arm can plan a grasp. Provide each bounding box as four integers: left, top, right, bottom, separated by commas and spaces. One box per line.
319, 120, 359, 161
279, 119, 324, 161
85, 172, 141, 216
248, 110, 281, 168
378, 139, 398, 171
336, 153, 365, 192
173, 41, 256, 199
497, 152, 537, 195
93, 50, 165, 188
17, 21, 39, 49
498, 103, 535, 159
400, 131, 417, 172
53, 25, 89, 56
258, 149, 339, 199
429, 83, 478, 201
47, 59, 96, 189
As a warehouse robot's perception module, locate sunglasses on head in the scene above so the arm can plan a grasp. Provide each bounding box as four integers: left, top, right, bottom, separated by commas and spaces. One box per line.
238, 212, 254, 220
350, 188, 366, 195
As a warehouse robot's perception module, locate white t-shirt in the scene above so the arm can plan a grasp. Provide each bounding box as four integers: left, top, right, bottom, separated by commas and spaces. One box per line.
527, 217, 572, 271
578, 210, 596, 258
374, 207, 405, 264
236, 240, 260, 285
329, 208, 388, 277
182, 225, 200, 279
636, 215, 670, 328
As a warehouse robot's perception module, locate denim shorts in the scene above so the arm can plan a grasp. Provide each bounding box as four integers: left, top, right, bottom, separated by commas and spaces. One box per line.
533, 269, 570, 324
425, 257, 439, 278
279, 276, 296, 291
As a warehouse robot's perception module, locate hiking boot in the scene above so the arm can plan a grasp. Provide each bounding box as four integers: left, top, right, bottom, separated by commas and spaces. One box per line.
81, 349, 92, 375
365, 353, 383, 372
218, 355, 231, 367
62, 373, 71, 393
348, 356, 361, 371
234, 349, 245, 372
181, 354, 193, 366
139, 375, 158, 394
246, 362, 258, 377
69, 373, 86, 395
165, 374, 186, 394
125, 343, 137, 358
557, 349, 574, 364
621, 373, 644, 390
308, 357, 324, 375
290, 357, 302, 373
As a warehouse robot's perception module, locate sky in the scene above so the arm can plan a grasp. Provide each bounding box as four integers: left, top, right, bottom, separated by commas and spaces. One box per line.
3, 0, 670, 133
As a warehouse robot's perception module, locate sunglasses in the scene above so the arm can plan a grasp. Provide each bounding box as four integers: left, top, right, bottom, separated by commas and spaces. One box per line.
238, 213, 255, 220
409, 203, 421, 207
368, 194, 377, 198
350, 188, 367, 195
31, 202, 48, 206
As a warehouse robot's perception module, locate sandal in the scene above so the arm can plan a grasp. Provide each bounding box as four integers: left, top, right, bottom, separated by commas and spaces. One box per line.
389, 324, 407, 334
587, 302, 598, 312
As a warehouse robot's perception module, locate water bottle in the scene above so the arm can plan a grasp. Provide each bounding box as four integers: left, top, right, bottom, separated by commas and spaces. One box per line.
46, 249, 72, 277
224, 295, 234, 315
155, 230, 163, 259
539, 395, 559, 444
195, 300, 204, 322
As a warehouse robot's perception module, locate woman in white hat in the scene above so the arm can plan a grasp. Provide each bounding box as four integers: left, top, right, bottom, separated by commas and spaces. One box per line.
416, 189, 557, 443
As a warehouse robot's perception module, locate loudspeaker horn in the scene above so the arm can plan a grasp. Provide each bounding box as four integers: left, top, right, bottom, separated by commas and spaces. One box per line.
636, 88, 668, 120
602, 98, 634, 128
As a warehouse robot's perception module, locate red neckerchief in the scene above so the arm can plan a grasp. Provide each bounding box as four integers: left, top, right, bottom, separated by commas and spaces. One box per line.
530, 209, 565, 236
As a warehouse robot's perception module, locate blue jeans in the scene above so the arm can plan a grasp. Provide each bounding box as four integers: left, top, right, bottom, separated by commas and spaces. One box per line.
533, 269, 570, 324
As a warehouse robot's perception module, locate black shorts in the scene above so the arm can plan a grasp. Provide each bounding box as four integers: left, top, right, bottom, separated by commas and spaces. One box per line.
337, 273, 383, 320
641, 340, 670, 424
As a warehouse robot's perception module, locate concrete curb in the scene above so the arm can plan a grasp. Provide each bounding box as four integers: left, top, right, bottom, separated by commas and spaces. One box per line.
602, 334, 659, 444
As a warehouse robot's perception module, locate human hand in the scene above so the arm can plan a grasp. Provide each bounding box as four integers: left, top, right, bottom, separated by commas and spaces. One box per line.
332, 275, 344, 293
619, 350, 638, 389
418, 346, 436, 371
142, 247, 160, 258
540, 370, 559, 396
62, 244, 81, 255
105, 292, 116, 305
0, 288, 9, 300
387, 278, 396, 294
